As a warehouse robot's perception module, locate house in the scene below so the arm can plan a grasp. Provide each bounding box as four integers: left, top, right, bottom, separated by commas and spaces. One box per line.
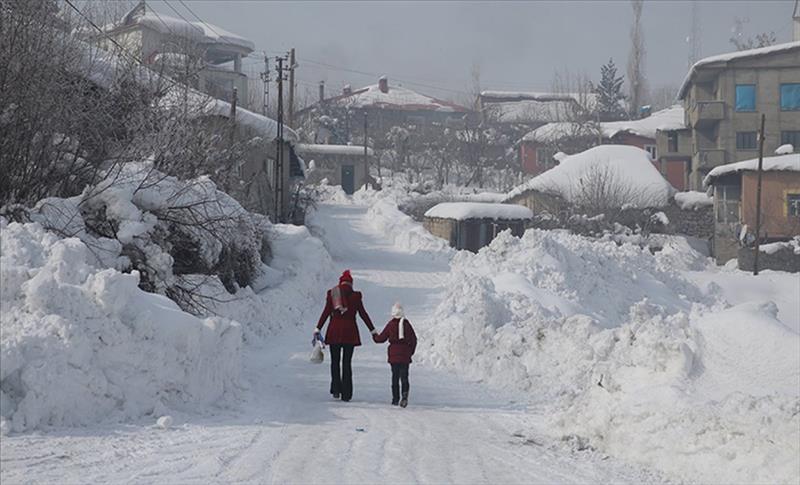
423, 202, 533, 252
677, 41, 800, 190
295, 144, 373, 194
299, 77, 472, 145
519, 106, 685, 187
102, 1, 254, 108
505, 145, 674, 212
703, 153, 800, 264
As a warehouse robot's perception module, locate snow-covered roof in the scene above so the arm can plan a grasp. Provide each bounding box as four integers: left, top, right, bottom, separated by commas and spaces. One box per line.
111, 3, 254, 52
330, 83, 470, 113
505, 145, 674, 207
480, 90, 598, 105
295, 143, 374, 156
678, 42, 800, 99
521, 105, 686, 144
425, 202, 533, 221
703, 154, 800, 187
674, 191, 713, 210
601, 105, 686, 139
484, 99, 577, 124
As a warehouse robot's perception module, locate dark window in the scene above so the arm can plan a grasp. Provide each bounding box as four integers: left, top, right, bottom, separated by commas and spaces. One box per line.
736, 131, 758, 150
735, 84, 756, 112
644, 144, 657, 159
780, 83, 800, 111
781, 131, 800, 148
789, 194, 800, 217
667, 132, 679, 153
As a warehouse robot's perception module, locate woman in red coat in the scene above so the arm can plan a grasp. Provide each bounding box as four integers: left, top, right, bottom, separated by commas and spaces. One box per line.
373, 302, 417, 407
314, 270, 377, 402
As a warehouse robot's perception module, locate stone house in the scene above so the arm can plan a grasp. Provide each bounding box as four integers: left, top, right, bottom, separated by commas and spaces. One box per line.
423, 202, 533, 252
703, 153, 800, 264
677, 41, 800, 190
295, 144, 373, 194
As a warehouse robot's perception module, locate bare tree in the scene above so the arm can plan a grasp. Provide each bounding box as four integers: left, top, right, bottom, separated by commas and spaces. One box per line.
627, 0, 647, 118
730, 17, 777, 51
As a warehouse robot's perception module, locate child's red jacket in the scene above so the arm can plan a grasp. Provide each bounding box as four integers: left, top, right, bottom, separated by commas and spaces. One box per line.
374, 318, 417, 364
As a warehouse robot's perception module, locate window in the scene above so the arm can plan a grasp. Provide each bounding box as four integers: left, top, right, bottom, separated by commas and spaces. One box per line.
781, 131, 800, 148
780, 83, 800, 111
735, 84, 756, 112
736, 131, 758, 150
789, 194, 800, 217
715, 185, 741, 223
667, 132, 679, 153
644, 144, 657, 160
536, 147, 556, 169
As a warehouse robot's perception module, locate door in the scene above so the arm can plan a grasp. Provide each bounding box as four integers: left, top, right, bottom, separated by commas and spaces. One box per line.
341, 165, 355, 194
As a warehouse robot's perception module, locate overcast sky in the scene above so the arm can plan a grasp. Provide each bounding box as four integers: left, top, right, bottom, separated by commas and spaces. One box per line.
152, 1, 795, 103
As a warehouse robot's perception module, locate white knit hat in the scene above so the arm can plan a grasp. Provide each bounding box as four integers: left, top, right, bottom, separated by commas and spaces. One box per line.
391, 302, 404, 318
391, 303, 406, 339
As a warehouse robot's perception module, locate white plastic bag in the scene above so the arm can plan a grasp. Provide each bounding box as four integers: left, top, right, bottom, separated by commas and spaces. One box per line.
310, 340, 325, 364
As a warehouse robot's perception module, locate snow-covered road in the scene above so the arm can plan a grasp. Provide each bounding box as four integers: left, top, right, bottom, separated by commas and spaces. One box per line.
1, 203, 664, 484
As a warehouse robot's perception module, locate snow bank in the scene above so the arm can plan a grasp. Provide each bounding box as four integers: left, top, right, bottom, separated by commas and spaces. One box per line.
425, 202, 532, 221
760, 237, 800, 255
0, 220, 241, 434
703, 153, 800, 187
423, 229, 799, 484
505, 145, 674, 207
673, 190, 713, 210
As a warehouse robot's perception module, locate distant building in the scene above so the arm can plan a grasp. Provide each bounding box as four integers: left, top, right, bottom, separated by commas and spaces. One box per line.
794, 0, 800, 42
677, 41, 800, 190
423, 202, 532, 252
519, 106, 686, 188
295, 144, 373, 194
703, 153, 800, 264
103, 1, 254, 107
299, 77, 472, 145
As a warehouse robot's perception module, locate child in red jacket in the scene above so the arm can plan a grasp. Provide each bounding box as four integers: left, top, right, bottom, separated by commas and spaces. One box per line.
373, 302, 417, 407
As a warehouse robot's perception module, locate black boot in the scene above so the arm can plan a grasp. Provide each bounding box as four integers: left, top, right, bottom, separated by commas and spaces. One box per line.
399, 391, 408, 408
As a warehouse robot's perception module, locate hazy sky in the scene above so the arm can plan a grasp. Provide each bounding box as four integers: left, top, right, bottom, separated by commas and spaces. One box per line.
151, 1, 796, 103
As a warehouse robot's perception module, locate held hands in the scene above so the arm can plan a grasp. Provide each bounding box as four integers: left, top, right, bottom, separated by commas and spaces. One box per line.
371, 328, 379, 343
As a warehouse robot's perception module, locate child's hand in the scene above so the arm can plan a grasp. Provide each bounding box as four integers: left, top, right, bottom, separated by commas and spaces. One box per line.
372, 334, 379, 343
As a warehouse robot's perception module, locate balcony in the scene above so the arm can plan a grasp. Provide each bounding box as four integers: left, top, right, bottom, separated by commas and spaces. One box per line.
695, 149, 726, 169
689, 101, 725, 127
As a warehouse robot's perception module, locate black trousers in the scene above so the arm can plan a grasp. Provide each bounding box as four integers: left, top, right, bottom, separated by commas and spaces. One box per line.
329, 344, 355, 400
391, 363, 410, 402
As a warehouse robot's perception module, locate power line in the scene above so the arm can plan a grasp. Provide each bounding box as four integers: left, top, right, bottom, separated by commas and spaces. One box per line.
63, 0, 142, 65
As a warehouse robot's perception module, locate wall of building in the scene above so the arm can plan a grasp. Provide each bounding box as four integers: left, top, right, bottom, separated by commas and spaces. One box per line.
738, 245, 800, 272
303, 154, 369, 192
740, 170, 800, 238
423, 218, 456, 247
506, 189, 568, 215
685, 49, 800, 189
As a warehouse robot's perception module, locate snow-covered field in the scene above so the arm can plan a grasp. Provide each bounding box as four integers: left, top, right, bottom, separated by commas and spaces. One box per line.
2, 184, 798, 484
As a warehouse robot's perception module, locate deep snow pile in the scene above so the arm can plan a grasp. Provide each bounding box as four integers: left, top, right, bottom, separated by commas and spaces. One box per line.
422, 229, 800, 484
0, 219, 241, 434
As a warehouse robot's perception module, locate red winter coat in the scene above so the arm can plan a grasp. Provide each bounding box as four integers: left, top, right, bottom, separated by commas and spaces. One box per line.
374, 318, 417, 364
316, 285, 375, 346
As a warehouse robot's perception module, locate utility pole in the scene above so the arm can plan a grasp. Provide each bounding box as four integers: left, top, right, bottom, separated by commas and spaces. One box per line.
229, 87, 237, 146
259, 55, 270, 116
753, 113, 766, 275
274, 54, 288, 223
363, 111, 369, 190
287, 48, 296, 128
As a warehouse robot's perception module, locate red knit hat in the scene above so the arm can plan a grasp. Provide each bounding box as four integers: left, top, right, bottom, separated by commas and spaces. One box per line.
339, 270, 353, 284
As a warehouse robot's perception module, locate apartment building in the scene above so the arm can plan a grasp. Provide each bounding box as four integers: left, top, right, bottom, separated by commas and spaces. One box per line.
677, 42, 800, 190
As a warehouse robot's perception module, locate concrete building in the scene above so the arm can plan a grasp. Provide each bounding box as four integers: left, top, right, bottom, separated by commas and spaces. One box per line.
703, 153, 800, 264
677, 42, 800, 190
104, 1, 254, 108
295, 144, 373, 194
423, 202, 532, 252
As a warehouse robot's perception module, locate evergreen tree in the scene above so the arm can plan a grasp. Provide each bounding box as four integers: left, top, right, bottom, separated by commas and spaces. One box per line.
594, 58, 627, 121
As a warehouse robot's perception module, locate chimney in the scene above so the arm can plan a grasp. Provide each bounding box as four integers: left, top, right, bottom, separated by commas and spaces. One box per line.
378, 75, 388, 93
318, 81, 325, 103
342, 84, 352, 96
